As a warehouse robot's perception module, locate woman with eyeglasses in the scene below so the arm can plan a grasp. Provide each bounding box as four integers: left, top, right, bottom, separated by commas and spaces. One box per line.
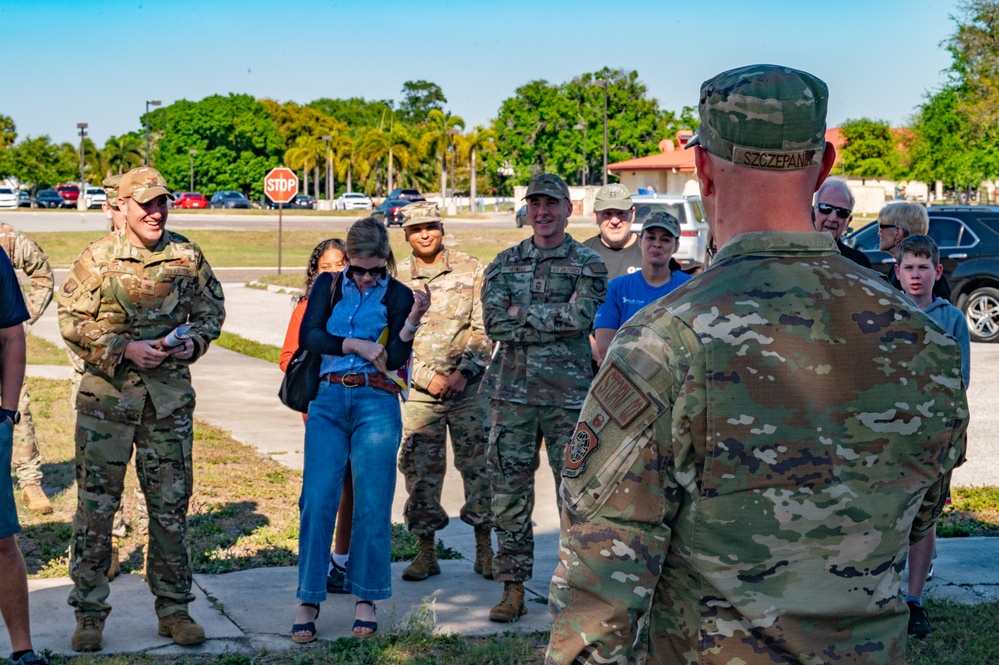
279, 238, 356, 601
291, 217, 431, 642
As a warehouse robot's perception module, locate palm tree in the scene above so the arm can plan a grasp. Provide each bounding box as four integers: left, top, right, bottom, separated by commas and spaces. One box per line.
329, 131, 354, 195
285, 135, 326, 198
102, 135, 143, 175
459, 126, 497, 212
83, 138, 111, 183
360, 125, 415, 195
419, 109, 465, 199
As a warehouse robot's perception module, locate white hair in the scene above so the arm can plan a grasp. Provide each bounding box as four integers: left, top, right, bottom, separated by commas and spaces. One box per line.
815, 179, 855, 208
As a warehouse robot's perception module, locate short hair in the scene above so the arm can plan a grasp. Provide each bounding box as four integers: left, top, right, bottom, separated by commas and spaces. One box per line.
878, 202, 928, 237
347, 217, 396, 276
898, 234, 939, 267
815, 178, 854, 208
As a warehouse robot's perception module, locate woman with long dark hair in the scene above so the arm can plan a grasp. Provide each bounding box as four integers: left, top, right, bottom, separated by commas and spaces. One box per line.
291, 218, 430, 641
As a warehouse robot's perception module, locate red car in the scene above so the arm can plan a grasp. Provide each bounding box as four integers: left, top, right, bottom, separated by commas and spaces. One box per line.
174, 192, 208, 209
56, 185, 80, 206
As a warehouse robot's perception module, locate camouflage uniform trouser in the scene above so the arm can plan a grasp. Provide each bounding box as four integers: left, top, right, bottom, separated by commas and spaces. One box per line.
11, 384, 42, 487
399, 384, 491, 537
487, 401, 578, 583
70, 365, 147, 537
68, 399, 195, 619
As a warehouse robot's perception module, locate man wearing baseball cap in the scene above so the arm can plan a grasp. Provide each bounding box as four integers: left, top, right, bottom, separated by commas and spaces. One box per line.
481, 173, 606, 622
59, 166, 226, 651
591, 210, 692, 363
395, 201, 495, 585
581, 183, 642, 280
548, 65, 967, 664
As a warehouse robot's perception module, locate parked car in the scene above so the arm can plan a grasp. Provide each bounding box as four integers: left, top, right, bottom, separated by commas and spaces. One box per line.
292, 195, 317, 210
174, 192, 209, 209
35, 189, 67, 208
209, 190, 252, 209
631, 194, 710, 270
18, 190, 31, 207
334, 192, 374, 210
84, 187, 106, 209
371, 198, 411, 227
386, 188, 425, 202
842, 205, 999, 342
56, 185, 80, 207
515, 205, 527, 228
0, 187, 17, 210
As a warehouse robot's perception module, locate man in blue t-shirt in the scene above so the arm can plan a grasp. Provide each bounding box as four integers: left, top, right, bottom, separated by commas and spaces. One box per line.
1, 249, 49, 665
593, 211, 692, 364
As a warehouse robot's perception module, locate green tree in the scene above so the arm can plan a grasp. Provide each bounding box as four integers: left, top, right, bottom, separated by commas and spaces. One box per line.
1, 136, 77, 193
459, 126, 497, 208
946, 0, 999, 136
103, 134, 143, 175
0, 114, 16, 149
150, 94, 285, 199
838, 118, 899, 182
308, 97, 396, 130
399, 80, 447, 124
420, 109, 465, 198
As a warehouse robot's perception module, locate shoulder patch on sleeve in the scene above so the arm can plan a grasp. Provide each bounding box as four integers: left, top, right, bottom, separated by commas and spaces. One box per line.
591, 364, 651, 428
562, 421, 599, 478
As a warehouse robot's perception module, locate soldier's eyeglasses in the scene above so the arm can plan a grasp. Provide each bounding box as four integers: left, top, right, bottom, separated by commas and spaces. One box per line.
346, 265, 387, 279
816, 203, 852, 219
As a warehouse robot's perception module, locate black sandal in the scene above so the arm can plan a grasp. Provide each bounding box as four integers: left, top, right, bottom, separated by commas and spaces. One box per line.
291, 602, 320, 643
352, 599, 377, 637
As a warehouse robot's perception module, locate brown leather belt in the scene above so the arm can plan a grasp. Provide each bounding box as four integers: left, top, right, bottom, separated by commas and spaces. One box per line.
321, 372, 401, 395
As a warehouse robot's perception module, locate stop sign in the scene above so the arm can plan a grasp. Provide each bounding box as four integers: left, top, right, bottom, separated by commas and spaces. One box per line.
264, 167, 299, 204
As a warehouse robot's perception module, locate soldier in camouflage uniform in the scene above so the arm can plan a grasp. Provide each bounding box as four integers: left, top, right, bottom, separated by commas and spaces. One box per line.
0, 222, 54, 515
58, 167, 225, 652
481, 174, 606, 622
547, 65, 969, 665
394, 202, 494, 583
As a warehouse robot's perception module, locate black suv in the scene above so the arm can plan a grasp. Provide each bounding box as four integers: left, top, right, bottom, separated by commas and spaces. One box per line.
842, 206, 999, 342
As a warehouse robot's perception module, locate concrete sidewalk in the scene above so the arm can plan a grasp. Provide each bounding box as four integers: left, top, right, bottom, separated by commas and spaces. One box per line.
8, 282, 998, 657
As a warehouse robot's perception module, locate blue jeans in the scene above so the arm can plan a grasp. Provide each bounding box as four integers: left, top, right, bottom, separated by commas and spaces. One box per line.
297, 380, 401, 602
0, 419, 20, 538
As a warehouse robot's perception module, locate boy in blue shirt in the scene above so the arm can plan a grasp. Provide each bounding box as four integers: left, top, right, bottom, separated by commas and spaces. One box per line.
593, 211, 692, 364
895, 234, 970, 640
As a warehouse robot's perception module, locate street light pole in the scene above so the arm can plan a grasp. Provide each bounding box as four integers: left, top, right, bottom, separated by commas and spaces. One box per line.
601, 82, 608, 186
145, 99, 161, 166
77, 123, 88, 210
322, 134, 332, 201
189, 150, 197, 191
446, 127, 460, 212
573, 122, 587, 186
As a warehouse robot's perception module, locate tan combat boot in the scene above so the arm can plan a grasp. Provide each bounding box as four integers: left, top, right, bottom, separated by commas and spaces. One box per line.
107, 537, 121, 581
72, 614, 105, 652
489, 581, 527, 622
402, 534, 440, 581
158, 610, 206, 646
473, 527, 494, 579
21, 484, 52, 515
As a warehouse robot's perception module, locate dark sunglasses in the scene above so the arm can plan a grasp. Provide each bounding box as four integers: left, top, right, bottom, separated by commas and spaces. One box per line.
816, 202, 852, 219
346, 265, 387, 279
878, 224, 898, 231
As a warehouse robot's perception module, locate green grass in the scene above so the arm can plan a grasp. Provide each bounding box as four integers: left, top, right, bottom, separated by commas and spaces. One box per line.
255, 273, 308, 289
29, 228, 534, 268
215, 330, 282, 364
26, 332, 71, 365
937, 486, 999, 537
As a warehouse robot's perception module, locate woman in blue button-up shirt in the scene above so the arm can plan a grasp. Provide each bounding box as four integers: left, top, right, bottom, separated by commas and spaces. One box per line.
291, 218, 430, 641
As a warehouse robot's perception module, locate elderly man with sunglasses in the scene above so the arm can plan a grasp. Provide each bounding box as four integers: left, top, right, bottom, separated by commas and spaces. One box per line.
812, 179, 872, 268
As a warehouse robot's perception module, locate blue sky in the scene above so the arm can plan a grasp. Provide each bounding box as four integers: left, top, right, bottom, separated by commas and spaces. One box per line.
2, 0, 962, 146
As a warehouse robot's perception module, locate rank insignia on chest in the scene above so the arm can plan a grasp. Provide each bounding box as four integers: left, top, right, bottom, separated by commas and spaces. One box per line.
563, 422, 599, 478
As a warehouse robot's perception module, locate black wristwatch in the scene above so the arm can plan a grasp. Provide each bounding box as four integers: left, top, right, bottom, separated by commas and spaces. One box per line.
459, 368, 476, 380
0, 408, 20, 425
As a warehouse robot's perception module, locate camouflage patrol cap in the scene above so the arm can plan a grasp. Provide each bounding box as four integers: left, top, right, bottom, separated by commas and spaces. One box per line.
119, 166, 175, 203
102, 174, 122, 210
686, 64, 828, 171
640, 211, 681, 238
524, 173, 570, 201
401, 201, 443, 228
594, 183, 633, 212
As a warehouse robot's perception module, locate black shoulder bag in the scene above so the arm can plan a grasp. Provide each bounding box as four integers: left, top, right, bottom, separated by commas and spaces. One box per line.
278, 272, 340, 413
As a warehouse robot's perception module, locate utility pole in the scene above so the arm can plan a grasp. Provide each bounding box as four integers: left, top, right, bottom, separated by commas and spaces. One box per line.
189, 149, 197, 191
145, 99, 161, 166
77, 123, 88, 210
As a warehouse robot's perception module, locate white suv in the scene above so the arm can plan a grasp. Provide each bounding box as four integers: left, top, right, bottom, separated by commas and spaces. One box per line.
632, 194, 710, 269
84, 187, 106, 209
